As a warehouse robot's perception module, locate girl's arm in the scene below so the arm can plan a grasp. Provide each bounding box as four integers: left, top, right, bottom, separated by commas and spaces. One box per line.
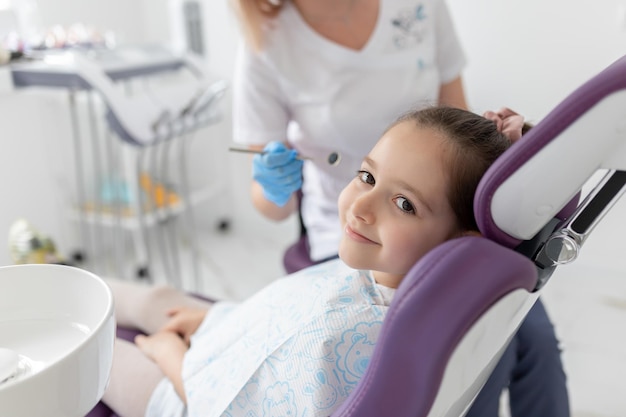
135, 332, 188, 403
438, 76, 468, 110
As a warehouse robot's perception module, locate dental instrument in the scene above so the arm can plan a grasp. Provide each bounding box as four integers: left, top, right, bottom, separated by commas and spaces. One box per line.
229, 146, 341, 166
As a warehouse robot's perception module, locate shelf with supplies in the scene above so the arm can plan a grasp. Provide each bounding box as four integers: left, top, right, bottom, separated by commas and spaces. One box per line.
69, 179, 224, 230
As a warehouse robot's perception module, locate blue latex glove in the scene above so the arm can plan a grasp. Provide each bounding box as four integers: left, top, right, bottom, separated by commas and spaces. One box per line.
253, 141, 303, 207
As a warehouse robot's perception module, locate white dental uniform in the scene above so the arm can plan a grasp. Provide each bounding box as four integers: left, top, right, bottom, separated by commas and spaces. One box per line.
233, 0, 466, 261
145, 259, 395, 417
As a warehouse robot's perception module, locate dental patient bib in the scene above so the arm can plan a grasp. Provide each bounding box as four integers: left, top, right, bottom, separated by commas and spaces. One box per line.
150, 259, 394, 417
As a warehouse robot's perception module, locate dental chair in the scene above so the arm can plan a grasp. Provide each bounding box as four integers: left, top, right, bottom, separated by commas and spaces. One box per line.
86, 53, 626, 417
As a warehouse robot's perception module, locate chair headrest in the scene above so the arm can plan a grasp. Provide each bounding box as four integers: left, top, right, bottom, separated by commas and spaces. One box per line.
475, 55, 626, 248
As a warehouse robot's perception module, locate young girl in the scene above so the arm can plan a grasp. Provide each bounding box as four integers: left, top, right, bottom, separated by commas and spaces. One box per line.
102, 106, 522, 417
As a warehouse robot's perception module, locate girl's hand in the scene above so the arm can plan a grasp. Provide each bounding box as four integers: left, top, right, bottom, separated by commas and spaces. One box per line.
160, 307, 208, 345
135, 332, 188, 363
135, 332, 188, 403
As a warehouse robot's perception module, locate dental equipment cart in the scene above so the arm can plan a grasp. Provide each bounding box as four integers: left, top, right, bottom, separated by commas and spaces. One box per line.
10, 44, 229, 290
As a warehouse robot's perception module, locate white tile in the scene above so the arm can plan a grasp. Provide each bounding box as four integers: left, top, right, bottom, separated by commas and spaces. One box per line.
541, 262, 626, 417
564, 349, 626, 417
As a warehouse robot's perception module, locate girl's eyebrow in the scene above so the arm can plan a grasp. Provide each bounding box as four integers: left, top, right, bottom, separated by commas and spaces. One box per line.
396, 179, 434, 214
364, 156, 434, 213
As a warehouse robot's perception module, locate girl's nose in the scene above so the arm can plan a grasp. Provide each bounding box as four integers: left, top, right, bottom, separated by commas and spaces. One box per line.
351, 192, 376, 224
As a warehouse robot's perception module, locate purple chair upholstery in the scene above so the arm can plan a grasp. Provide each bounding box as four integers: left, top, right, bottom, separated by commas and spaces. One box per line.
283, 233, 314, 274
282, 189, 316, 274
89, 54, 626, 416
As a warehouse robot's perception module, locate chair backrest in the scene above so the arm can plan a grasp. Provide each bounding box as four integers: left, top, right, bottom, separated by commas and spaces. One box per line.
332, 54, 626, 417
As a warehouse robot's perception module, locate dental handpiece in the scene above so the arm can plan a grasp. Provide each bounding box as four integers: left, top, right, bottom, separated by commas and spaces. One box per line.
229, 147, 341, 166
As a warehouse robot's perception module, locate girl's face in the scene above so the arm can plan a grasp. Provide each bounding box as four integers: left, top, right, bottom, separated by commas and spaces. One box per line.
338, 121, 463, 288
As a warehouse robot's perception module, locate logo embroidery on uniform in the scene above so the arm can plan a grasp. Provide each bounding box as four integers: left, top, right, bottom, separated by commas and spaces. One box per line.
391, 4, 428, 48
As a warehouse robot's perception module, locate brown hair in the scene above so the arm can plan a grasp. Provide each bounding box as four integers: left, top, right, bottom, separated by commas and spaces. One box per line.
394, 106, 518, 232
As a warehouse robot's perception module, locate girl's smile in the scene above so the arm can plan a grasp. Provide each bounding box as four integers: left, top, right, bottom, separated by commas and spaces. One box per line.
344, 224, 379, 245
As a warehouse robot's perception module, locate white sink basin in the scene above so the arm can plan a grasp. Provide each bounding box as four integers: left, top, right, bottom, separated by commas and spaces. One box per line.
0, 264, 115, 417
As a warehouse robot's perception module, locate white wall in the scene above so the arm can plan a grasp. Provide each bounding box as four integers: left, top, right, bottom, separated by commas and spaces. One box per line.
1, 0, 625, 269
448, 0, 626, 121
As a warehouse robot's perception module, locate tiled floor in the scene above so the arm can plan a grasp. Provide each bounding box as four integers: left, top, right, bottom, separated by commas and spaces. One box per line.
104, 210, 626, 417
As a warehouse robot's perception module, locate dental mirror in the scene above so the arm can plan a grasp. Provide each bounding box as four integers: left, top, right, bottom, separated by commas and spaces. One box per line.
229, 147, 342, 166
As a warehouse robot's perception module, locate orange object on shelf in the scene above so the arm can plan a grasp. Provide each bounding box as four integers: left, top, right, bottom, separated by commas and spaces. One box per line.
139, 173, 180, 208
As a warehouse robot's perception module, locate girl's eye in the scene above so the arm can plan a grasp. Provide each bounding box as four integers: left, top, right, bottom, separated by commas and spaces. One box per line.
394, 196, 416, 214
357, 170, 375, 185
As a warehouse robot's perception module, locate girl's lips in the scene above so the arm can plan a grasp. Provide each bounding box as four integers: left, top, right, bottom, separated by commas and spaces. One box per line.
344, 225, 378, 245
